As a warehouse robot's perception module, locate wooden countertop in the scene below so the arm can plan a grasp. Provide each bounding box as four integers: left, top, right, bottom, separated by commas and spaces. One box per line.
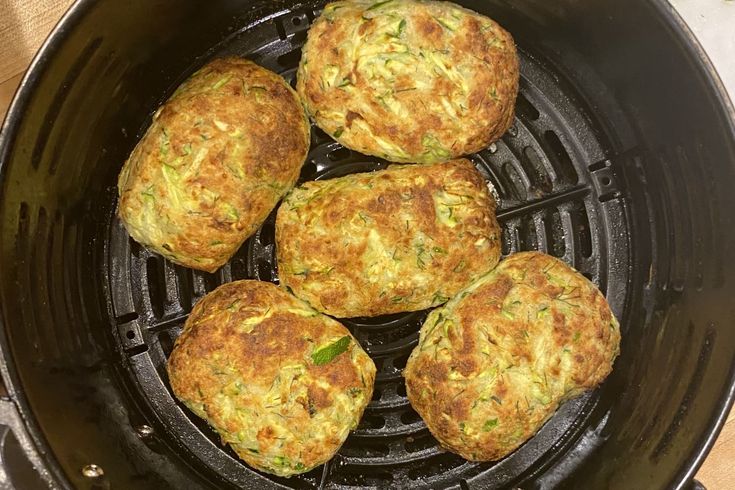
0, 0, 733, 488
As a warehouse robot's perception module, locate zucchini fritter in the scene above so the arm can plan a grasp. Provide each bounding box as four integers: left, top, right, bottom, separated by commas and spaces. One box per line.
167, 280, 375, 476
404, 252, 621, 461
297, 0, 519, 163
118, 58, 310, 272
276, 159, 501, 317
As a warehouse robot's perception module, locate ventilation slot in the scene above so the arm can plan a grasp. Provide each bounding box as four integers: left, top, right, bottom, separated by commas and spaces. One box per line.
146, 257, 166, 319
392, 351, 410, 369
519, 216, 538, 251
522, 146, 553, 195
358, 414, 386, 431
400, 409, 423, 425
396, 383, 407, 397
571, 203, 593, 259
341, 439, 390, 458
331, 470, 394, 487
276, 49, 303, 69
515, 92, 540, 121
502, 161, 528, 201
544, 130, 578, 185
159, 331, 176, 358
501, 222, 515, 256
407, 453, 466, 480
545, 210, 566, 258
172, 270, 191, 314
406, 434, 438, 453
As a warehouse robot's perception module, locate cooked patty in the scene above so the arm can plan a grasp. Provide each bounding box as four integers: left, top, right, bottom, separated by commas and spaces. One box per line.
296, 0, 519, 163
404, 252, 621, 461
276, 159, 501, 317
118, 58, 310, 272
167, 280, 375, 476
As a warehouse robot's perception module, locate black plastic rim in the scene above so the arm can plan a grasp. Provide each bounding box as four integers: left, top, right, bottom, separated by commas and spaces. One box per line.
0, 1, 733, 489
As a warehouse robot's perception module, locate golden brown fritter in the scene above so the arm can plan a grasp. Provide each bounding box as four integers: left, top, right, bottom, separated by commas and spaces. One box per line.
167, 280, 375, 476
404, 252, 621, 461
297, 0, 519, 163
118, 58, 310, 272
276, 159, 501, 317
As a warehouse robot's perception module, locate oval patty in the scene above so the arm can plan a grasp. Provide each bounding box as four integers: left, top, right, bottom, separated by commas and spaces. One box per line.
276, 159, 501, 317
167, 280, 376, 477
297, 0, 519, 163
404, 252, 621, 461
118, 58, 310, 272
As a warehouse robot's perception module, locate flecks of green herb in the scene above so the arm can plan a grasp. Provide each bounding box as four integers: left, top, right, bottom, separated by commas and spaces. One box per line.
182, 142, 192, 155
337, 78, 352, 88
432, 293, 450, 304
212, 75, 232, 90
398, 18, 407, 35
250, 86, 267, 102
334, 127, 344, 138
491, 395, 503, 405
573, 331, 581, 342
422, 133, 451, 159
537, 306, 550, 319
247, 448, 259, 454
311, 336, 351, 366
225, 204, 239, 222
434, 16, 456, 31
141, 185, 155, 202
483, 418, 499, 432
159, 128, 170, 155
358, 212, 369, 224
391, 296, 403, 303
367, 0, 393, 10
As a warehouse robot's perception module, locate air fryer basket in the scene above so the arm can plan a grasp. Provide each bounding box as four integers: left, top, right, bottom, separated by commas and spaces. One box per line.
0, 0, 734, 489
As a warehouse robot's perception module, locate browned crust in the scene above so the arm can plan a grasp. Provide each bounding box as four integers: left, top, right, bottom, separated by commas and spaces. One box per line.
404, 252, 621, 461
275, 159, 502, 317
297, 0, 519, 163
118, 58, 310, 272
167, 280, 376, 474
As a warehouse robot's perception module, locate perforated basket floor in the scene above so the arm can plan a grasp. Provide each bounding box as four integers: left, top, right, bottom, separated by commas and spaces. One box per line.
104, 5, 630, 489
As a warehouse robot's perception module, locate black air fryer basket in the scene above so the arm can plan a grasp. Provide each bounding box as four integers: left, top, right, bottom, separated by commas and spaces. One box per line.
0, 0, 734, 489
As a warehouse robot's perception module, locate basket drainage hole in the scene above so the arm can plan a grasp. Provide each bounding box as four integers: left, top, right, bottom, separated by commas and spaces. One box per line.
292, 16, 302, 26
126, 330, 135, 340
358, 414, 386, 430
601, 176, 612, 186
